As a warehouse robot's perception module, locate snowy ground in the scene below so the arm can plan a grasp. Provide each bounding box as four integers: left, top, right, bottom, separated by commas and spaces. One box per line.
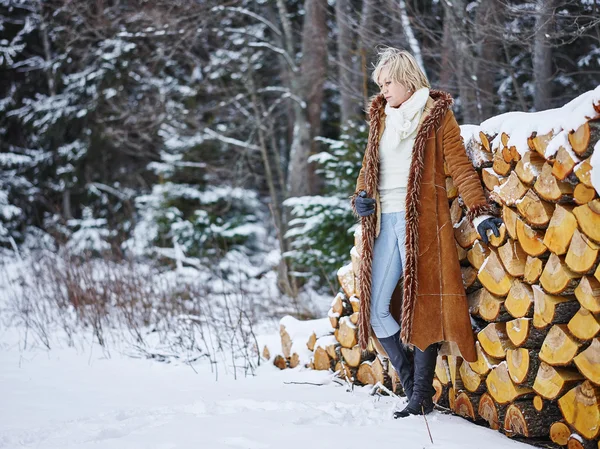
0, 253, 534, 449
0, 329, 535, 449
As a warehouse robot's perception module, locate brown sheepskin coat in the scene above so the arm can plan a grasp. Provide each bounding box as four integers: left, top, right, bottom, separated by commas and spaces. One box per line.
351, 90, 497, 363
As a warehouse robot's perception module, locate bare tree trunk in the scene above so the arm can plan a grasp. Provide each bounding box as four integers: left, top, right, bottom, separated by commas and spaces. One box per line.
357, 0, 377, 112
335, 0, 356, 125
398, 0, 426, 77
475, 0, 501, 120
442, 0, 479, 123
439, 17, 454, 92
534, 0, 556, 111
300, 0, 328, 194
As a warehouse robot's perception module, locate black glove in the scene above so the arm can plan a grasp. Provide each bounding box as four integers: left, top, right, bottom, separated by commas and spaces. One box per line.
355, 190, 375, 217
476, 217, 503, 245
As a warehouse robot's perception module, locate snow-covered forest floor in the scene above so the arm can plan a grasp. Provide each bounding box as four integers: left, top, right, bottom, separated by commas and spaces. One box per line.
0, 254, 534, 449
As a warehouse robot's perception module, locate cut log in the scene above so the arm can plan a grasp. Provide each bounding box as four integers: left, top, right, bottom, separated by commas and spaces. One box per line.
349, 295, 360, 314
516, 219, 547, 257
574, 184, 597, 205
450, 197, 463, 225
482, 168, 505, 191
446, 176, 458, 200
307, 333, 317, 352
477, 251, 513, 297
478, 392, 506, 430
351, 246, 360, 279
574, 338, 600, 385
468, 241, 491, 270
456, 241, 468, 263
506, 317, 548, 348
568, 307, 600, 340
448, 386, 456, 411
550, 421, 571, 446
533, 286, 579, 329
313, 346, 332, 370
503, 206, 520, 240
262, 345, 271, 361
455, 216, 480, 249
337, 317, 358, 348
544, 204, 578, 255
498, 239, 528, 278
506, 348, 540, 384
517, 188, 555, 228
534, 162, 574, 203
273, 354, 287, 370
435, 355, 451, 386
516, 150, 546, 185
566, 229, 600, 274
533, 361, 585, 400
531, 131, 554, 158
558, 380, 600, 440
567, 434, 598, 449
327, 343, 340, 361
486, 362, 534, 404
505, 280, 534, 318
337, 262, 355, 298
569, 120, 600, 158
575, 158, 593, 187
289, 352, 301, 368
573, 203, 600, 244
454, 391, 480, 420
334, 360, 355, 381
349, 311, 359, 326
477, 322, 515, 359
470, 288, 511, 322
459, 359, 486, 394
504, 400, 561, 438
480, 131, 492, 152
433, 377, 450, 409
539, 324, 584, 366
462, 265, 479, 290
493, 147, 512, 177
340, 345, 362, 368
533, 395, 544, 412
331, 292, 352, 317
469, 341, 501, 376
496, 172, 527, 206
448, 355, 464, 390
575, 276, 600, 313
356, 357, 385, 386
540, 253, 581, 295
553, 146, 580, 180
328, 309, 339, 329
280, 325, 293, 359
524, 256, 544, 284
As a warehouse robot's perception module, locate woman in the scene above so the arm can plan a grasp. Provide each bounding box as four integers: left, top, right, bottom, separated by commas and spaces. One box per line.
351, 48, 502, 418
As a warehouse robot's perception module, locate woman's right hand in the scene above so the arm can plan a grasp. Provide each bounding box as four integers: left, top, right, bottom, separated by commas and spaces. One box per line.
355, 190, 375, 217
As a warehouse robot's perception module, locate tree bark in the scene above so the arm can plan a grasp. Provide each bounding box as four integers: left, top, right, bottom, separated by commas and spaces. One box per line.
533, 0, 556, 111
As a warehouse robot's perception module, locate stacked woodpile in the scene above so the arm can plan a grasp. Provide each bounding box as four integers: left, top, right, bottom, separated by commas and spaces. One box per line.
439, 111, 600, 447
266, 89, 600, 448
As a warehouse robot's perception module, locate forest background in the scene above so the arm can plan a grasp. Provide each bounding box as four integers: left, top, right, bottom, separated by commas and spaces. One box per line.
1, 0, 599, 324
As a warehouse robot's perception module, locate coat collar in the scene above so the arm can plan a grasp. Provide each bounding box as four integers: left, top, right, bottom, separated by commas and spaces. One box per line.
368, 89, 454, 128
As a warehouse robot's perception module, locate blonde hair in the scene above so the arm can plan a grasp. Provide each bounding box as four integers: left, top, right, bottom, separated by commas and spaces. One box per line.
372, 47, 430, 91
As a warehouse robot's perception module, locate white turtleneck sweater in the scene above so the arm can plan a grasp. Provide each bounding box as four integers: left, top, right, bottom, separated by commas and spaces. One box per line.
378, 87, 492, 228
379, 87, 429, 213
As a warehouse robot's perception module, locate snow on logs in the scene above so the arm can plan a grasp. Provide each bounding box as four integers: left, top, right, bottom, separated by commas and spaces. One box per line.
283, 87, 600, 446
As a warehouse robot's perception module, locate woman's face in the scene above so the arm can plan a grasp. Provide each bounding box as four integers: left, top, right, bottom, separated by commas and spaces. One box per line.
377, 66, 412, 108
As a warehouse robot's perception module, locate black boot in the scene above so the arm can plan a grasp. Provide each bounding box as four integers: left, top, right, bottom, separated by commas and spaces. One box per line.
378, 330, 414, 400
393, 343, 438, 418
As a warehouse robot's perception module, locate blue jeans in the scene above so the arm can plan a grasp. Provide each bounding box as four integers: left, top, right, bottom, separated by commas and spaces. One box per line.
370, 212, 407, 338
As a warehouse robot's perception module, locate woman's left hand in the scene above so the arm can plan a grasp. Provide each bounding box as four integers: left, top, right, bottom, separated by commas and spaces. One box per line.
476, 217, 504, 245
